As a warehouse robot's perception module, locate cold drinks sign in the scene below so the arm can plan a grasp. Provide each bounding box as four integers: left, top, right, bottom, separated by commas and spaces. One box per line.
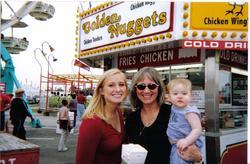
182, 40, 248, 50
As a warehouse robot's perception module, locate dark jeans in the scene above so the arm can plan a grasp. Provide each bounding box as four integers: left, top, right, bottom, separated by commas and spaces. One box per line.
12, 119, 26, 140
0, 111, 5, 131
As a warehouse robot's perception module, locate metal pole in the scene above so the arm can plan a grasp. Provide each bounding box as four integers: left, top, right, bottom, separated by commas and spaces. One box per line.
77, 67, 80, 95
34, 48, 43, 113
37, 72, 42, 113
51, 74, 54, 93
40, 41, 55, 116
90, 80, 93, 92
205, 50, 220, 164
64, 82, 67, 96
44, 56, 50, 116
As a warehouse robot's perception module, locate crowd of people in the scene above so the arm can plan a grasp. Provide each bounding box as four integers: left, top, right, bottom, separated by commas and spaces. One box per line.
1, 66, 203, 164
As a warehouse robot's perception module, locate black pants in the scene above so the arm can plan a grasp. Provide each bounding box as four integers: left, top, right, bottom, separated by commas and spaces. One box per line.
0, 111, 5, 131
12, 119, 26, 140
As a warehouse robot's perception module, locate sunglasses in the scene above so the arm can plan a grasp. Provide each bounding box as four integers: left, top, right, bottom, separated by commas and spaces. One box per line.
135, 83, 159, 90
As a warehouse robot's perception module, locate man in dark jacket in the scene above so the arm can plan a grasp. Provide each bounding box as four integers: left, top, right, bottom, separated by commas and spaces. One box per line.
10, 88, 33, 140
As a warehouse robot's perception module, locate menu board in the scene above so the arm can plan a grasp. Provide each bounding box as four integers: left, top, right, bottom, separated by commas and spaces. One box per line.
232, 73, 247, 106
191, 90, 205, 107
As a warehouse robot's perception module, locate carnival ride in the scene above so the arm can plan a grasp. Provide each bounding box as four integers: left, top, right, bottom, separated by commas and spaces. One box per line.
1, 1, 55, 127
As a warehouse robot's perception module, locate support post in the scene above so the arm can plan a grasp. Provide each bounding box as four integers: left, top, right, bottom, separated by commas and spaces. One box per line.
44, 59, 50, 116
205, 50, 220, 163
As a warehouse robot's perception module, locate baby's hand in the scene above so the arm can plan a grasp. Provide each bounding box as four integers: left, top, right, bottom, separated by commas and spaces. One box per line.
177, 139, 189, 151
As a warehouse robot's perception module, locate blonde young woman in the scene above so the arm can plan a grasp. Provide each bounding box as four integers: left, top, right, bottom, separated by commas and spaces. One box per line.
76, 68, 128, 164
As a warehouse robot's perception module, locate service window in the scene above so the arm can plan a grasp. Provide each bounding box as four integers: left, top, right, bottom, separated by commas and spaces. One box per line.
219, 69, 231, 105
232, 73, 248, 106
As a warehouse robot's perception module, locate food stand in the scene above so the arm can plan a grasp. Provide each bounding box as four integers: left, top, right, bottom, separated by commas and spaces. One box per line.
75, 2, 248, 163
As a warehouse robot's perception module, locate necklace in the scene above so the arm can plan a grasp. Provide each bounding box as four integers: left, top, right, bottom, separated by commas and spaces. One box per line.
139, 125, 146, 136
139, 107, 159, 136
139, 121, 152, 136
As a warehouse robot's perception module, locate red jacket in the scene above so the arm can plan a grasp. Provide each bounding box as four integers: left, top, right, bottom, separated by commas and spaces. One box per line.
76, 109, 125, 164
0, 94, 11, 112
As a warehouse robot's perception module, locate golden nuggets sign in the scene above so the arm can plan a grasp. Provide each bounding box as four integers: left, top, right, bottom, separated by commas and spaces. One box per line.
190, 2, 248, 31
80, 2, 172, 51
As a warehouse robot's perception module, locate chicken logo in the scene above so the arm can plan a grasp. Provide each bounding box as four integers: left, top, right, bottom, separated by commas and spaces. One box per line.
225, 2, 246, 16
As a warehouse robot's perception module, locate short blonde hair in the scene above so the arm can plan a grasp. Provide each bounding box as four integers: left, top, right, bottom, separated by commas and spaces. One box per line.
167, 78, 192, 92
83, 68, 128, 120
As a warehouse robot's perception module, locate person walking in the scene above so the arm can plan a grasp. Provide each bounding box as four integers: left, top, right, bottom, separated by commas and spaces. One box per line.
10, 88, 34, 140
4, 93, 14, 133
0, 92, 11, 131
76, 91, 86, 121
58, 99, 71, 152
68, 94, 77, 127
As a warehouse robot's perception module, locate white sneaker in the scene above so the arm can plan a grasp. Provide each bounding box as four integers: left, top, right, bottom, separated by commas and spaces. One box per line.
62, 147, 68, 151
58, 147, 68, 152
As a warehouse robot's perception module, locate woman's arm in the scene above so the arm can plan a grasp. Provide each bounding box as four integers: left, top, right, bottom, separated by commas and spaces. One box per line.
76, 118, 102, 164
177, 144, 202, 162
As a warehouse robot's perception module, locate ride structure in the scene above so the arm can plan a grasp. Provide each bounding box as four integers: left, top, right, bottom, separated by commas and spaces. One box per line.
1, 1, 55, 127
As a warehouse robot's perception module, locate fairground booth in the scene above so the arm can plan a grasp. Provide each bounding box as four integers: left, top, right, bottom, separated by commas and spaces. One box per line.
75, 2, 248, 164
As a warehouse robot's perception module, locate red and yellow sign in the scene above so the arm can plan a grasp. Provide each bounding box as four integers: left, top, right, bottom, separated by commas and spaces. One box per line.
182, 40, 248, 50
118, 48, 201, 69
190, 2, 248, 31
80, 2, 172, 51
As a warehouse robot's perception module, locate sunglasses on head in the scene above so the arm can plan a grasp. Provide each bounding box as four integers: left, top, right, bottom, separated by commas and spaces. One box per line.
135, 83, 159, 90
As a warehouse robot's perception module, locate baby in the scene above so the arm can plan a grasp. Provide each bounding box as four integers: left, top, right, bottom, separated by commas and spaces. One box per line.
166, 78, 203, 164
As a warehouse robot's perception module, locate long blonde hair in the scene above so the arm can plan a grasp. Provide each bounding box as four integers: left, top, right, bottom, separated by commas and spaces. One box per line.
83, 68, 128, 120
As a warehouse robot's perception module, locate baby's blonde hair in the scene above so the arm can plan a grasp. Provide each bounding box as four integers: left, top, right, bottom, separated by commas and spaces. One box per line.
167, 78, 192, 92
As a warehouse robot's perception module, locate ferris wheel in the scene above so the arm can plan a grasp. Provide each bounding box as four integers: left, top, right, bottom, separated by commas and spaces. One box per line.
1, 1, 55, 127
1, 1, 55, 54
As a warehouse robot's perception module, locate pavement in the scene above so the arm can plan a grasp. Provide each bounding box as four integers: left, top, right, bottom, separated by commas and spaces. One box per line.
24, 111, 80, 164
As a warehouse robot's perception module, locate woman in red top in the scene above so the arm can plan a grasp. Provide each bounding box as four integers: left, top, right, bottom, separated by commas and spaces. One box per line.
76, 68, 128, 164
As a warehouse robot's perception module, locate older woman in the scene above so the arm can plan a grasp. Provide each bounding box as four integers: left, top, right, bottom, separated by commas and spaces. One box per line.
125, 67, 202, 164
76, 68, 128, 164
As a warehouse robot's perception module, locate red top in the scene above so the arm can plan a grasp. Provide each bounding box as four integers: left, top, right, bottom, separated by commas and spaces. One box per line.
77, 94, 86, 104
76, 108, 125, 164
0, 94, 11, 112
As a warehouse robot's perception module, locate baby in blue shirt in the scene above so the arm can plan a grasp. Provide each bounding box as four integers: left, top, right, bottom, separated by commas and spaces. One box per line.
166, 78, 203, 164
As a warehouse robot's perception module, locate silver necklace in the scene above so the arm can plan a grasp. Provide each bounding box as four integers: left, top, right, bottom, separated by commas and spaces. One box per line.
139, 125, 146, 136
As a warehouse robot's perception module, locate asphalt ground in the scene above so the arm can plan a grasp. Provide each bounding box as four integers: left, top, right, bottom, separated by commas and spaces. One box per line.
27, 126, 78, 164
7, 109, 79, 164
